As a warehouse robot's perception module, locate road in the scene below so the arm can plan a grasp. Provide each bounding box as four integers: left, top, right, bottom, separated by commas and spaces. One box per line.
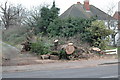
3, 64, 118, 78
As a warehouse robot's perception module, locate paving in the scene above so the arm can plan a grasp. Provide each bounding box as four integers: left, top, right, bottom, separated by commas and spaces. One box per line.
2, 58, 118, 73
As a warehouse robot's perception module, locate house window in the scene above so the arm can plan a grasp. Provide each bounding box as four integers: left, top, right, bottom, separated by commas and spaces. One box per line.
111, 21, 115, 27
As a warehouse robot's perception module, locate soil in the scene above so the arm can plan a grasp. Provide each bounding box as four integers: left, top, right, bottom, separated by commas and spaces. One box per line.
2, 52, 117, 66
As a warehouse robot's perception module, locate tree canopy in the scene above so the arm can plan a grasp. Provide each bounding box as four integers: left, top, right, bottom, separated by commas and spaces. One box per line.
22, 1, 113, 49
26, 1, 60, 35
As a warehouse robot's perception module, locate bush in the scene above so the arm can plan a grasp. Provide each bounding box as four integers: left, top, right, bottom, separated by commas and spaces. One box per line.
59, 48, 68, 59
81, 21, 113, 50
31, 35, 53, 55
47, 17, 93, 38
30, 39, 51, 55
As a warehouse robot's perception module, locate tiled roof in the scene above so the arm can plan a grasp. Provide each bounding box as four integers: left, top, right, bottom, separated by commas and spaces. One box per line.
60, 3, 115, 20
113, 11, 120, 29
113, 11, 120, 20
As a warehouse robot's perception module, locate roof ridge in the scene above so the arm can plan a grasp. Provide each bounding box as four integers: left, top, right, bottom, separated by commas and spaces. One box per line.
67, 4, 75, 17
90, 5, 115, 20
74, 4, 84, 13
74, 4, 92, 18
74, 4, 86, 17
60, 4, 116, 20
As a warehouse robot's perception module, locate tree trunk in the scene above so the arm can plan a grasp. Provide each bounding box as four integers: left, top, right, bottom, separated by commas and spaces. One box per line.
113, 35, 116, 46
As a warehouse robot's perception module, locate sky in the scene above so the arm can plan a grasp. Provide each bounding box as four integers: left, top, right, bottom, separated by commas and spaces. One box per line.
0, 0, 119, 15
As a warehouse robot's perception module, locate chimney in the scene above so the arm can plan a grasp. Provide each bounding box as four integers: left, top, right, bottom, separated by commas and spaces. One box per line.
84, 0, 90, 11
77, 2, 81, 4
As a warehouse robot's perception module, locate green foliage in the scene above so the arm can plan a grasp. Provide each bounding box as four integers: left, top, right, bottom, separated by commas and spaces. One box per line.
40, 6, 51, 33
50, 1, 60, 21
30, 40, 50, 55
47, 17, 93, 37
40, 2, 60, 34
30, 35, 55, 55
26, 1, 60, 35
81, 21, 113, 50
24, 2, 112, 50
47, 18, 63, 36
59, 48, 68, 59
106, 46, 117, 50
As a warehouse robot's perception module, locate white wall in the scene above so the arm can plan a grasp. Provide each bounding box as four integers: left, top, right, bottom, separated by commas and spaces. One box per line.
104, 20, 119, 46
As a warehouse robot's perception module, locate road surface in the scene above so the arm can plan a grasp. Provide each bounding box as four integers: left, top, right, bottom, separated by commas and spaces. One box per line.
2, 64, 118, 78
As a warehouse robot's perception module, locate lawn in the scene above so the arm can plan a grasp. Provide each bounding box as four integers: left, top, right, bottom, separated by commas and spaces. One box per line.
106, 46, 117, 50
117, 46, 120, 58
118, 46, 120, 50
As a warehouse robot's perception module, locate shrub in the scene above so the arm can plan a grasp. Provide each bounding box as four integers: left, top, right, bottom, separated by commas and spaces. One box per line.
81, 21, 113, 50
59, 48, 69, 60
30, 39, 51, 55
47, 17, 93, 38
31, 36, 52, 55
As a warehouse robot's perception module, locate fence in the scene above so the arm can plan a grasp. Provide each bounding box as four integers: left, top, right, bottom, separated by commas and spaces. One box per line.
104, 48, 118, 54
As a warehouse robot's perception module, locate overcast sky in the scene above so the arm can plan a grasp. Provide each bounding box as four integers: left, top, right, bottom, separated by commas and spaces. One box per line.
0, 0, 119, 15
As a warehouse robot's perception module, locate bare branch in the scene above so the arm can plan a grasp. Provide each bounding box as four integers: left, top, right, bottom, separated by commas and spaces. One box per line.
0, 2, 26, 29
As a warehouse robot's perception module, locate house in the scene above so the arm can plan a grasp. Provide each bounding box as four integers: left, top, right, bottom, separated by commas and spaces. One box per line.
60, 0, 118, 46
60, 0, 115, 20
113, 11, 120, 46
113, 11, 120, 29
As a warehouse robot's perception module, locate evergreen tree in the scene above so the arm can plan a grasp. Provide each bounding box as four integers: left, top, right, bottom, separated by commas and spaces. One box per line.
40, 1, 60, 34
26, 1, 60, 35
50, 1, 60, 21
